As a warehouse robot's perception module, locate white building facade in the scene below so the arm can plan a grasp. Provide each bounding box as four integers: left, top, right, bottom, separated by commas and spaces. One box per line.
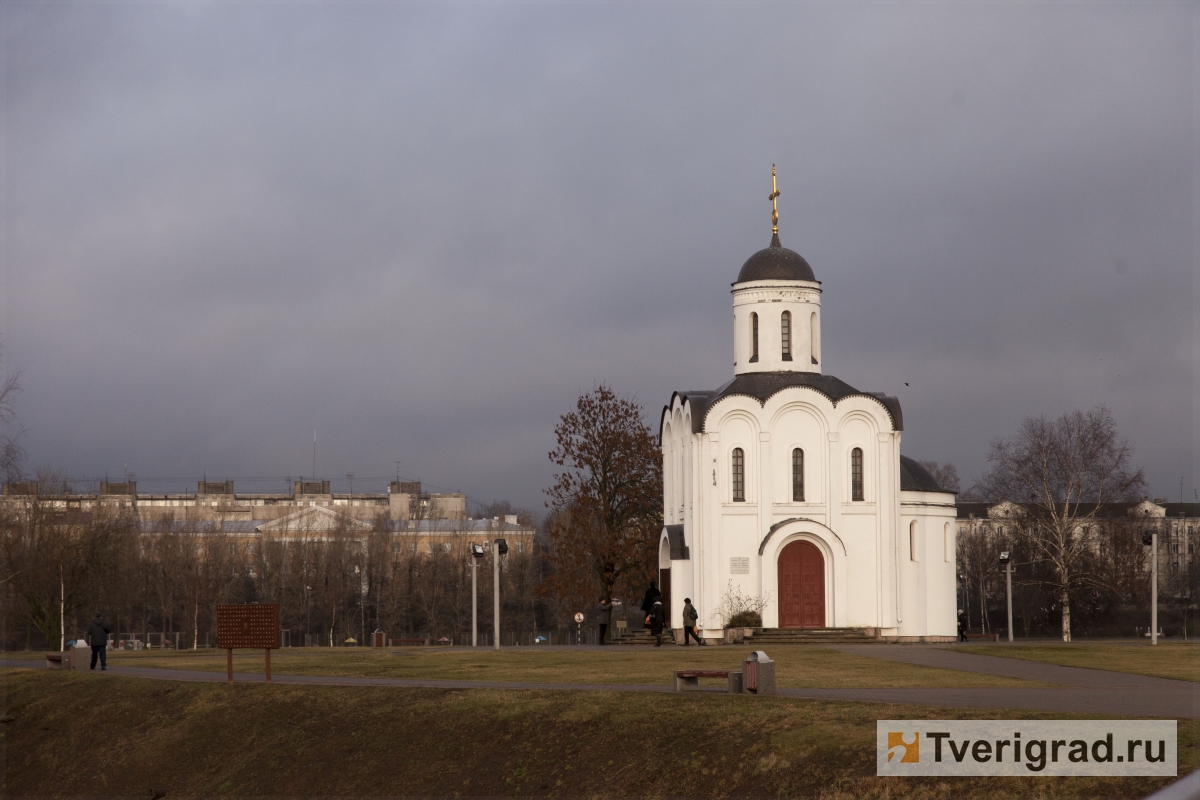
659, 227, 957, 641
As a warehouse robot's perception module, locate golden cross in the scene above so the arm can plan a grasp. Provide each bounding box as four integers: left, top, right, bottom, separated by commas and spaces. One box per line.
769, 164, 781, 235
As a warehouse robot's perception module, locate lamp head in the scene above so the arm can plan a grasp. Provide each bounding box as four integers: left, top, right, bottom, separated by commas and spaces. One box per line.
495, 538, 509, 555
999, 551, 1011, 564
470, 543, 485, 558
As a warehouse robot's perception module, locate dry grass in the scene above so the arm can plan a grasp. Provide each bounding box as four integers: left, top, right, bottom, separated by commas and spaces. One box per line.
956, 642, 1200, 682
99, 644, 1053, 688
2, 669, 1192, 799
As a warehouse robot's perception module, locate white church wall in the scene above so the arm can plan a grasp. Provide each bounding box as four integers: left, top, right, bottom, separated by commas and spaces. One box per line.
901, 490, 958, 640
767, 402, 827, 507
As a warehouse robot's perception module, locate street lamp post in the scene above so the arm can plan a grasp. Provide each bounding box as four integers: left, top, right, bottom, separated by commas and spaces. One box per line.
470, 543, 485, 647
493, 538, 508, 650
999, 551, 1013, 643
1144, 528, 1158, 646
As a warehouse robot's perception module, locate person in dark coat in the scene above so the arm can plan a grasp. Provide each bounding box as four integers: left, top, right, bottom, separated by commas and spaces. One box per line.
639, 582, 661, 616
957, 611, 969, 643
87, 612, 112, 670
596, 598, 612, 645
648, 599, 665, 646
681, 598, 702, 646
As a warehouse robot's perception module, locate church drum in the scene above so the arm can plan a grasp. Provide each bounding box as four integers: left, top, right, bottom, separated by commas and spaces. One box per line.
778, 541, 825, 628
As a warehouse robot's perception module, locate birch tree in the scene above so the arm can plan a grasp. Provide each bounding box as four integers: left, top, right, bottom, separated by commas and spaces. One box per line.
973, 406, 1145, 641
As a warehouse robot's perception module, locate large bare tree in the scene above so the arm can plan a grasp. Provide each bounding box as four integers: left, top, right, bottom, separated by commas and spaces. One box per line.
972, 406, 1145, 641
544, 385, 662, 608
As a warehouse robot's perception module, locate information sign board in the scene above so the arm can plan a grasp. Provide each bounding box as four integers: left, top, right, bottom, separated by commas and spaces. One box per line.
217, 604, 280, 649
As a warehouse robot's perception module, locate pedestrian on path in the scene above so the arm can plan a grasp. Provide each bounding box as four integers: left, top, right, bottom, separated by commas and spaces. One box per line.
639, 582, 661, 617
681, 598, 702, 645
596, 598, 612, 645
87, 612, 112, 670
957, 612, 969, 643
648, 599, 665, 646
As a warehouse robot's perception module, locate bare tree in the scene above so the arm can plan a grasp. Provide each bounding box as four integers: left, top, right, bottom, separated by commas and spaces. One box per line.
543, 386, 662, 607
972, 406, 1146, 641
917, 460, 961, 493
0, 350, 24, 480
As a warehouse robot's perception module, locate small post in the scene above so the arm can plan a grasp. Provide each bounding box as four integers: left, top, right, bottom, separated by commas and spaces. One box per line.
999, 551, 1013, 643
493, 541, 500, 651
1152, 528, 1159, 646
1006, 561, 1013, 643
472, 560, 478, 647
227, 648, 233, 686
265, 648, 272, 684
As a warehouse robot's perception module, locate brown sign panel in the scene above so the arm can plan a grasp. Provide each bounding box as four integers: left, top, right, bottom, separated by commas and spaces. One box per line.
217, 604, 280, 649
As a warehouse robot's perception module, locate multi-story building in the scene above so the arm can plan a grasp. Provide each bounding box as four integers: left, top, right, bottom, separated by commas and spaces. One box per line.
1, 479, 537, 554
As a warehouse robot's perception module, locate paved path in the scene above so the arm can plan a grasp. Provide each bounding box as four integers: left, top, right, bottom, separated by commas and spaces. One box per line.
8, 649, 1199, 718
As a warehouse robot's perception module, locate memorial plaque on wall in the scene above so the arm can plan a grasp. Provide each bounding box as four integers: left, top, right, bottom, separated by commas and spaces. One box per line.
730, 557, 750, 574
217, 604, 280, 649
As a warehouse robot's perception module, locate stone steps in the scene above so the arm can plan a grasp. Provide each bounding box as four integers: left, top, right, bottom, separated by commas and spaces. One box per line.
615, 629, 672, 646
748, 627, 879, 645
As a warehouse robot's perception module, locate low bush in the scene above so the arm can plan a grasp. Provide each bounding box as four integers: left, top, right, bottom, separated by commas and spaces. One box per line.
727, 610, 761, 628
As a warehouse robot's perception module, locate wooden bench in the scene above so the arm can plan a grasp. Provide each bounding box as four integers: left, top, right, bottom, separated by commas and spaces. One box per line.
45, 653, 65, 669
674, 669, 742, 693
961, 633, 999, 642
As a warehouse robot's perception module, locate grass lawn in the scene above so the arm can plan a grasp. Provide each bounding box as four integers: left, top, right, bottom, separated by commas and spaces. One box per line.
2, 669, 1193, 799
94, 645, 1051, 689
956, 643, 1200, 683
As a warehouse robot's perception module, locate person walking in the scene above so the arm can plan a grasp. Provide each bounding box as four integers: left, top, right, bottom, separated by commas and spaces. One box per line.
648, 598, 666, 646
639, 582, 661, 617
957, 611, 969, 643
596, 598, 612, 645
87, 612, 112, 670
681, 598, 702, 646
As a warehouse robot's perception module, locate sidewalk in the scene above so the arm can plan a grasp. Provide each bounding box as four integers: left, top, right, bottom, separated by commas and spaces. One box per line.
7, 649, 1198, 718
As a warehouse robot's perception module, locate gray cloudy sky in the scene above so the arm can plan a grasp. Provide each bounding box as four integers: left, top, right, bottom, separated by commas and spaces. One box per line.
3, 3, 1195, 512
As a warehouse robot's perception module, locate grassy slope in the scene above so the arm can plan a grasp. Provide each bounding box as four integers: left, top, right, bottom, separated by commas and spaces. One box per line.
99, 646, 1049, 688
3, 669, 1194, 799
955, 644, 1200, 683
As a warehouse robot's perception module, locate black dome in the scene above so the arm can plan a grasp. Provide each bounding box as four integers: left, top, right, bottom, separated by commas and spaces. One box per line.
736, 233, 816, 283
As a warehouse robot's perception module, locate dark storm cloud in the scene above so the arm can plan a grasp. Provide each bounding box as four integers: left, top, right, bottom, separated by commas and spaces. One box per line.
3, 4, 1194, 509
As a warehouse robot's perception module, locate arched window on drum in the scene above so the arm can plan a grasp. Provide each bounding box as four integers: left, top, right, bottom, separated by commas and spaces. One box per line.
749, 314, 759, 363
781, 311, 792, 361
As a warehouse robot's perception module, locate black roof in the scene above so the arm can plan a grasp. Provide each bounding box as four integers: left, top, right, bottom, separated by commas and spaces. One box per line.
899, 456, 945, 493
665, 371, 903, 435
736, 233, 817, 284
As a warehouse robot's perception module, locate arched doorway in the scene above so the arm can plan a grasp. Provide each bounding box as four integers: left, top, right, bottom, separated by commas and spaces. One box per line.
778, 541, 825, 628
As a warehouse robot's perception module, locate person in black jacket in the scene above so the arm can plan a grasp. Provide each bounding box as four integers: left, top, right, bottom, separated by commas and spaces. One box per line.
87, 612, 112, 670
639, 582, 661, 616
648, 599, 666, 647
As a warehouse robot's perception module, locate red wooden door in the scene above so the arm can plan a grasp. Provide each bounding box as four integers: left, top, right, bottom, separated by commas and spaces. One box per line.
778, 541, 825, 628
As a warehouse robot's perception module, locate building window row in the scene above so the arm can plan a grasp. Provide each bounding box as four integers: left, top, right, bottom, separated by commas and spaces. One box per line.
729, 446, 865, 503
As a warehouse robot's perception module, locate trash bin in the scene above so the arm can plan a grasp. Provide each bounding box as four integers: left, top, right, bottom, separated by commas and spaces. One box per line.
743, 650, 775, 695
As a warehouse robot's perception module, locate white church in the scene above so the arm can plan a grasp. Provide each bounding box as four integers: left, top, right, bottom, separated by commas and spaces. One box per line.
659, 173, 957, 642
